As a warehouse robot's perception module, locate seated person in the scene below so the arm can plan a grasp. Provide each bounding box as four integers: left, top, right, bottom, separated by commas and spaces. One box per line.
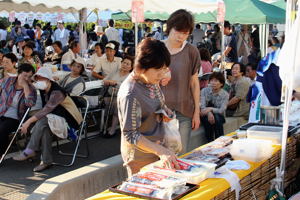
45, 41, 64, 65
92, 42, 121, 80
226, 62, 251, 118
201, 72, 229, 142
61, 41, 81, 70
0, 64, 37, 158
103, 55, 134, 136
59, 58, 86, 96
88, 42, 104, 70
12, 36, 26, 59
198, 48, 212, 89
1, 53, 18, 79
18, 42, 42, 71
13, 67, 83, 172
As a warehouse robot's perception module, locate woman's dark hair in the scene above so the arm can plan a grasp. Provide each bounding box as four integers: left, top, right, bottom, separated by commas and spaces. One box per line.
246, 62, 258, 71
52, 41, 62, 49
166, 9, 194, 35
271, 36, 280, 45
4, 53, 18, 63
231, 62, 246, 76
209, 72, 225, 87
224, 21, 231, 29
44, 38, 53, 47
70, 60, 85, 75
22, 41, 35, 51
135, 38, 170, 70
18, 63, 35, 74
23, 24, 30, 29
94, 42, 104, 53
108, 19, 114, 27
36, 23, 41, 28
70, 41, 79, 50
122, 55, 134, 70
0, 40, 6, 49
199, 48, 211, 62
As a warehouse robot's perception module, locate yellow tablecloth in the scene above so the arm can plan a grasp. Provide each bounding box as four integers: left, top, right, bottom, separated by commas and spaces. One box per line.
87, 134, 282, 200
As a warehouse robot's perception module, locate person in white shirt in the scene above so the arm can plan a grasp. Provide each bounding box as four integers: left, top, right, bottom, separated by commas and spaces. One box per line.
0, 23, 7, 41
152, 27, 162, 40
92, 42, 121, 80
61, 41, 82, 70
53, 21, 69, 48
88, 42, 104, 70
105, 19, 120, 44
191, 24, 205, 46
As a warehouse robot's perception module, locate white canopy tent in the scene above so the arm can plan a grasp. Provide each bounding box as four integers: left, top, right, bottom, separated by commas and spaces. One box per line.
7, 0, 218, 14
1, 0, 219, 50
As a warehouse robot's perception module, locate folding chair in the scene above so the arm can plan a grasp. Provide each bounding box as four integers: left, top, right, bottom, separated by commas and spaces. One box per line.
0, 108, 31, 165
102, 87, 118, 136
80, 85, 109, 132
53, 96, 89, 167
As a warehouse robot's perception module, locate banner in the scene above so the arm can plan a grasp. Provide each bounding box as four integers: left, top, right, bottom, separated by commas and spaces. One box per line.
27, 12, 35, 26
217, 0, 225, 23
132, 0, 144, 23
8, 11, 15, 22
114, 21, 153, 30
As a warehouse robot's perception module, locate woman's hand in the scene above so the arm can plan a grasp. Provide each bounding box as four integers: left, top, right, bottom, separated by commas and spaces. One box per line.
20, 121, 31, 135
192, 110, 200, 130
157, 147, 180, 170
208, 112, 215, 124
201, 107, 213, 116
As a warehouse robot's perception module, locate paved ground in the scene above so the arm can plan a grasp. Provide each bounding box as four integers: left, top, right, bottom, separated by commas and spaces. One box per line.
0, 131, 121, 200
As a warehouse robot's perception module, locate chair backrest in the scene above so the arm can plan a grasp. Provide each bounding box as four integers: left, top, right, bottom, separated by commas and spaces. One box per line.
70, 96, 89, 110
80, 85, 109, 97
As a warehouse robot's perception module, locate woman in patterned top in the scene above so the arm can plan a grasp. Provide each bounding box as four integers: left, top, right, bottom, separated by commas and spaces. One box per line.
117, 38, 180, 177
201, 72, 229, 142
18, 42, 42, 71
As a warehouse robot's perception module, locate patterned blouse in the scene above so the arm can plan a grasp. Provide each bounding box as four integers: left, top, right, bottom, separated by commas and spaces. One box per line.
200, 86, 229, 116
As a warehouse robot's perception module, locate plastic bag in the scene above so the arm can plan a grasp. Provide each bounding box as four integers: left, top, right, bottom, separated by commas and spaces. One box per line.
46, 114, 68, 139
163, 118, 182, 154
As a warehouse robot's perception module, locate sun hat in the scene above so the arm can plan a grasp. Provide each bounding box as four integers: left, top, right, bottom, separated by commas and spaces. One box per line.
94, 25, 103, 33
105, 42, 116, 50
32, 67, 54, 81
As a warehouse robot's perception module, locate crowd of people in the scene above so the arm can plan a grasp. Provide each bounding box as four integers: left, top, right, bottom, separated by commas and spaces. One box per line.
0, 11, 286, 175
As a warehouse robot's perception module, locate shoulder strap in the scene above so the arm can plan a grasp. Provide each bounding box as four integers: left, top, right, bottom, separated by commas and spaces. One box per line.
63, 76, 85, 94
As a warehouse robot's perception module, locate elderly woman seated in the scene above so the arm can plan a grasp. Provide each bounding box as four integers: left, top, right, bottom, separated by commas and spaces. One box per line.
200, 72, 229, 142
102, 55, 134, 137
226, 63, 251, 118
13, 67, 83, 172
0, 64, 37, 158
58, 58, 86, 96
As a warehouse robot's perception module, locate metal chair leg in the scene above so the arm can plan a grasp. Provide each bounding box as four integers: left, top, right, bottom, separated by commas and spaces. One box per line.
53, 124, 89, 167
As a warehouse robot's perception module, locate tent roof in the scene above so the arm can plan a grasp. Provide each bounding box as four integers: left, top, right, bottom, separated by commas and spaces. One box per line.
224, 0, 286, 24
0, 0, 76, 13
3, 0, 218, 14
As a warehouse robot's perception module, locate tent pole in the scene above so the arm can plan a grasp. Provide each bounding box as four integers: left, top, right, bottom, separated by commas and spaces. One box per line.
135, 22, 138, 52
220, 22, 225, 69
278, 0, 297, 193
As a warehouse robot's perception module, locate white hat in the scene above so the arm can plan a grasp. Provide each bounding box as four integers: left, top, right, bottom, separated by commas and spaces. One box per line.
57, 20, 63, 24
94, 25, 103, 33
33, 67, 54, 81
105, 42, 116, 50
73, 57, 86, 67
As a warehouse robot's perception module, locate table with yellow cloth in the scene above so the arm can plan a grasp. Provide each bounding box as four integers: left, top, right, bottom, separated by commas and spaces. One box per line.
87, 133, 297, 200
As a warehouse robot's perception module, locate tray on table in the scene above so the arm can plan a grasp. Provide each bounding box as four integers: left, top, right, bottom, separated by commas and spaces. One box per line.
109, 182, 199, 200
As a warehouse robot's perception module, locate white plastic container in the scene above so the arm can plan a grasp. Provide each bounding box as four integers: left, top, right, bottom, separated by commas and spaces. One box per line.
230, 139, 274, 163
247, 125, 282, 144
